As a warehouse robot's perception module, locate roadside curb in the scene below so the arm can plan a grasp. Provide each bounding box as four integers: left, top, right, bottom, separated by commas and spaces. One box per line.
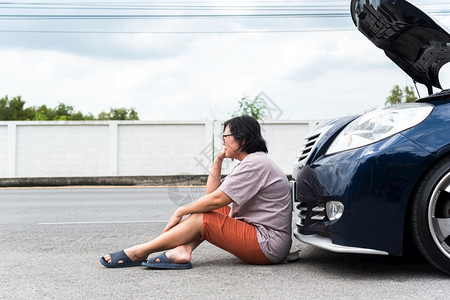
0, 174, 293, 187
0, 175, 209, 187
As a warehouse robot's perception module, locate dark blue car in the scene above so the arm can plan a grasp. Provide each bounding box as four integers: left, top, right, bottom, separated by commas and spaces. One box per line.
292, 0, 450, 275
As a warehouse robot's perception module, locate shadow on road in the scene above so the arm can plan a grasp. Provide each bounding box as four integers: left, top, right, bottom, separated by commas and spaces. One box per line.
288, 243, 447, 279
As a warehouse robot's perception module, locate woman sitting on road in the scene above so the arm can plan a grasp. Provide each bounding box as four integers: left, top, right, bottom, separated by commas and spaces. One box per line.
100, 115, 292, 269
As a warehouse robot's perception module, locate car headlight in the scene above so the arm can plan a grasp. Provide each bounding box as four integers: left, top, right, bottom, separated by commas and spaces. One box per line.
326, 103, 433, 155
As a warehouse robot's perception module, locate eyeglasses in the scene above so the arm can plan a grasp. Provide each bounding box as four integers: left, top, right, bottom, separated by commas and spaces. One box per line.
222, 134, 234, 142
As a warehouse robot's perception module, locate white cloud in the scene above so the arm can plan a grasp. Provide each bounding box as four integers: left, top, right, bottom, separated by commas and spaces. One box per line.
0, 30, 415, 121
0, 0, 448, 121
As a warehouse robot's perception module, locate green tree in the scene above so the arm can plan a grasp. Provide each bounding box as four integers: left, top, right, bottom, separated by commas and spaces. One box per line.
55, 102, 74, 119
0, 95, 140, 121
385, 85, 403, 106
70, 111, 95, 121
232, 95, 267, 120
97, 107, 139, 120
385, 85, 418, 105
404, 85, 418, 103
33, 105, 57, 121
54, 103, 93, 120
33, 110, 49, 121
0, 95, 35, 120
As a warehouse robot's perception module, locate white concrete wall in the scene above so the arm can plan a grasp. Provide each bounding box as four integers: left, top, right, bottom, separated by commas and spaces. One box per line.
261, 121, 317, 174
0, 120, 320, 178
0, 125, 7, 178
16, 124, 110, 177
116, 122, 211, 176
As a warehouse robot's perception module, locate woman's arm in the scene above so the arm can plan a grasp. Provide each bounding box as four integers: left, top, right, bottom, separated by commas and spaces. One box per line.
163, 189, 232, 232
205, 150, 226, 194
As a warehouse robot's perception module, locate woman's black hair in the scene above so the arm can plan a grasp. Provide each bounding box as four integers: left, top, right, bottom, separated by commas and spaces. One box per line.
223, 115, 268, 154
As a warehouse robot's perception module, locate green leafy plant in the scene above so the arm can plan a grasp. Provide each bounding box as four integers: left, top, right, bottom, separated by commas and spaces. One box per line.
385, 85, 418, 106
232, 95, 267, 120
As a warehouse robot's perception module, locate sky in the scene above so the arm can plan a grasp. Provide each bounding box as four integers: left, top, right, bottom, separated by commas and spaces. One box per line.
1, 0, 450, 121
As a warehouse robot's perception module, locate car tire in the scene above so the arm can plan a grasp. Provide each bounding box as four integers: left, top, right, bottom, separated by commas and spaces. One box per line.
411, 156, 450, 275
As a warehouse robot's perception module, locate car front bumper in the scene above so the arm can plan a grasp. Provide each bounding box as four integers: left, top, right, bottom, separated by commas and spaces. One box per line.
292, 128, 434, 256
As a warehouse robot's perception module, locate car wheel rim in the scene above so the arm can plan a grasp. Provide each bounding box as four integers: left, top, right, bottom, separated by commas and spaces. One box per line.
428, 171, 450, 259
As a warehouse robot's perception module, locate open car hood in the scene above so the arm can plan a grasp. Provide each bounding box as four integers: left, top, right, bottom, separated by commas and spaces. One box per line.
351, 0, 450, 94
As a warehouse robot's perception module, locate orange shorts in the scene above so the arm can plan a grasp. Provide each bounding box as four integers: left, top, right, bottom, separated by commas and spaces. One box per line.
201, 206, 272, 265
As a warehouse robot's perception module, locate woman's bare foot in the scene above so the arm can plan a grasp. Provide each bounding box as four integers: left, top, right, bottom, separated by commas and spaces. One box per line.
160, 245, 192, 264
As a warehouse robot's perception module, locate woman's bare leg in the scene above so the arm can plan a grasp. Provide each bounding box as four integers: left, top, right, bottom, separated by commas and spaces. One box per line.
158, 186, 213, 263
103, 213, 203, 264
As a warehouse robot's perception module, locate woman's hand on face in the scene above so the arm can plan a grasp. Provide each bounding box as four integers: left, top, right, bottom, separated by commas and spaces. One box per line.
217, 148, 236, 161
163, 209, 183, 233
216, 149, 226, 161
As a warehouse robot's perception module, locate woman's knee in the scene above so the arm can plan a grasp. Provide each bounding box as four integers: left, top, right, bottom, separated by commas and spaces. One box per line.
185, 212, 203, 226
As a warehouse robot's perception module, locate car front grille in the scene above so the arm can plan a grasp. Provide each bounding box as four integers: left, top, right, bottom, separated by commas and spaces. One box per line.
293, 122, 333, 235
295, 200, 329, 236
297, 202, 326, 221
297, 133, 320, 162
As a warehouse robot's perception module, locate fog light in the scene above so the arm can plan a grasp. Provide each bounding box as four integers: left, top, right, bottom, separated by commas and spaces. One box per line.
326, 201, 344, 221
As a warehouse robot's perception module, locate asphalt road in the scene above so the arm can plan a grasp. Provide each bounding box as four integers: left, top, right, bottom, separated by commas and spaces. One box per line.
1, 186, 448, 299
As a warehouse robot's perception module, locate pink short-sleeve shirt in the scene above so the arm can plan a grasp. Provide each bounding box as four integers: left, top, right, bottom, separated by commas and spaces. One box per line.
219, 152, 292, 263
